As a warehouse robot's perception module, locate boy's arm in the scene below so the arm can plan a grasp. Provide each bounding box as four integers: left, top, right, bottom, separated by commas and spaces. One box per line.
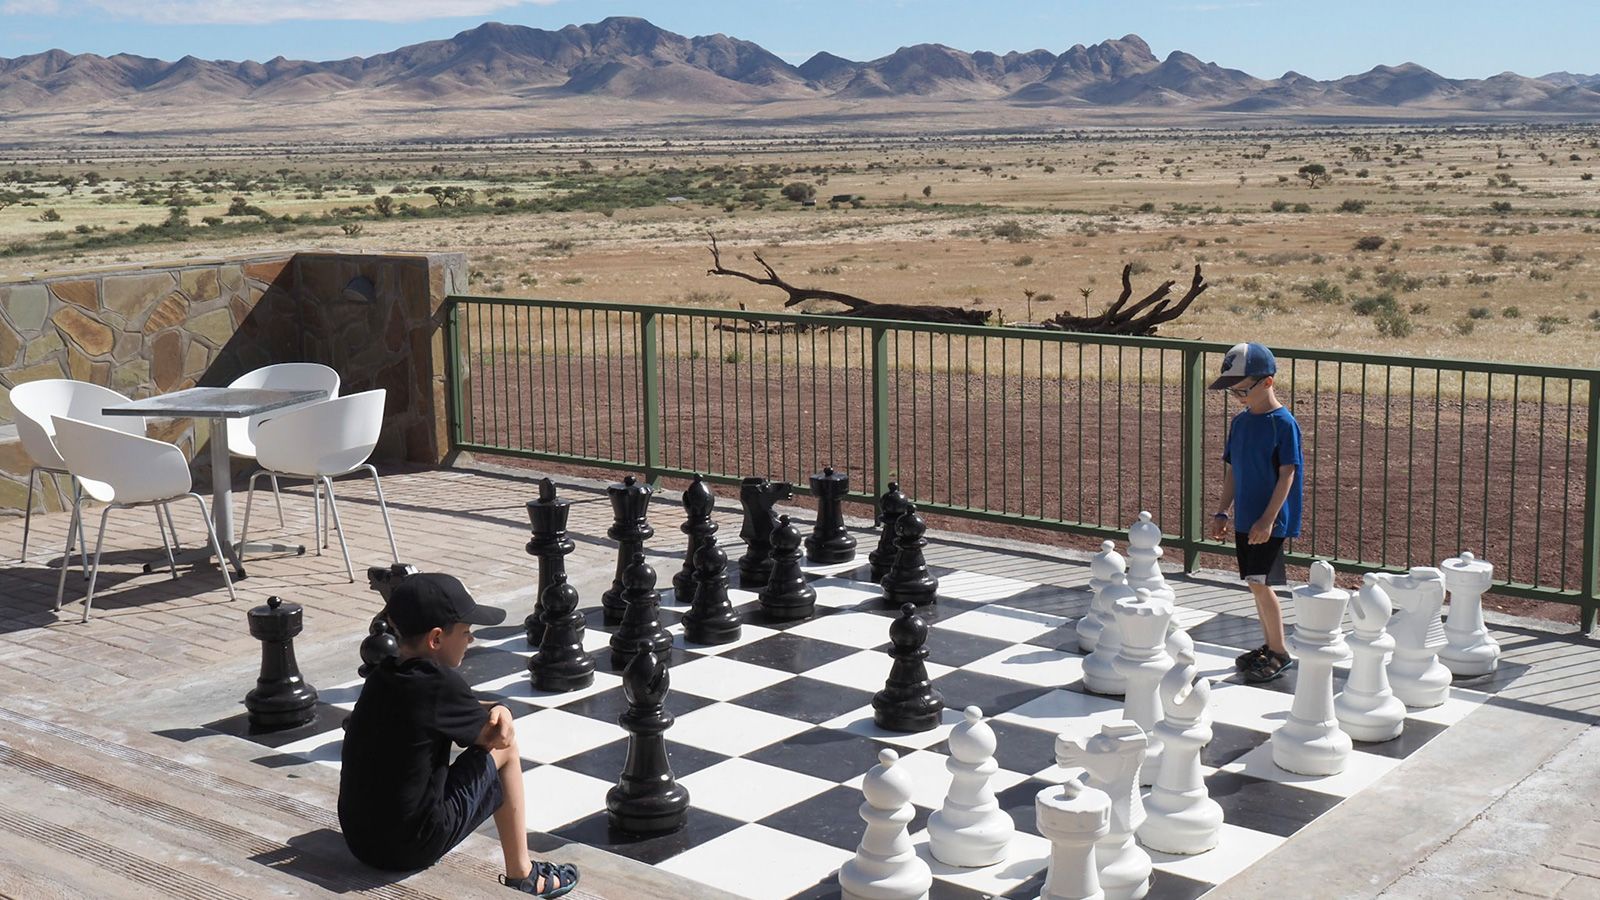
1248, 465, 1298, 544
1211, 464, 1235, 540
474, 704, 514, 751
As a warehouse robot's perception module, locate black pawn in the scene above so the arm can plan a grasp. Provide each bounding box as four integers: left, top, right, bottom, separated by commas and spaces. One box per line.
672, 474, 718, 608
881, 507, 939, 607
602, 475, 655, 626
869, 482, 911, 583
524, 477, 574, 646
872, 603, 945, 733
530, 574, 595, 692
737, 476, 793, 588
683, 538, 742, 646
607, 649, 690, 835
360, 562, 417, 677
805, 466, 858, 564
246, 596, 319, 731
758, 515, 817, 621
610, 553, 672, 671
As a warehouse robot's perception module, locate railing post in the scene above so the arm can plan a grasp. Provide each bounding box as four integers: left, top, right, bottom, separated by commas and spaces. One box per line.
445, 300, 465, 449
641, 311, 663, 485
872, 325, 891, 500
1180, 345, 1207, 573
1583, 374, 1600, 635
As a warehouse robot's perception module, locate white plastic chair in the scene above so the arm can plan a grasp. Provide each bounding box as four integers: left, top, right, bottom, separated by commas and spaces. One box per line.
228, 363, 340, 529
10, 379, 178, 567
50, 416, 236, 622
240, 389, 399, 582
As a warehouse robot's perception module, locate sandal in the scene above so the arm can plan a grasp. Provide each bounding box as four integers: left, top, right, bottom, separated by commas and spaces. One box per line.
1234, 644, 1271, 671
501, 861, 580, 898
1243, 649, 1294, 684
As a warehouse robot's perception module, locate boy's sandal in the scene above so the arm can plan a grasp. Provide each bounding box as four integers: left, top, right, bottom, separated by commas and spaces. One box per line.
1234, 644, 1271, 670
501, 862, 580, 898
1243, 650, 1294, 684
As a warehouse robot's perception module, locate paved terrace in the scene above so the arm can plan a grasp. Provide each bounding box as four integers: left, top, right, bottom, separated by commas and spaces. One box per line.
0, 462, 1596, 899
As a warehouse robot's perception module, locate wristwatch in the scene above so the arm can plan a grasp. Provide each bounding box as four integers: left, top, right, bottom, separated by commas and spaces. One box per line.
1212, 512, 1230, 520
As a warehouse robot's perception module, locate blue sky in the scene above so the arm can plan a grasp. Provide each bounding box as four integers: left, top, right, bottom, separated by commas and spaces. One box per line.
1, 1, 1595, 80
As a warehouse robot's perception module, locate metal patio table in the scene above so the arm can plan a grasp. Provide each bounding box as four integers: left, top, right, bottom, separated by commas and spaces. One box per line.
103, 386, 325, 577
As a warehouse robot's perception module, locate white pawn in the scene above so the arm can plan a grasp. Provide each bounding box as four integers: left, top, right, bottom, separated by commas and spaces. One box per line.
1111, 588, 1174, 785
1440, 551, 1500, 676
1082, 571, 1135, 696
1335, 574, 1407, 742
929, 706, 1015, 867
840, 749, 932, 900
1138, 648, 1222, 855
1378, 567, 1451, 709
1271, 560, 1353, 776
1036, 780, 1111, 900
1056, 722, 1150, 900
1077, 541, 1126, 654
1124, 512, 1175, 604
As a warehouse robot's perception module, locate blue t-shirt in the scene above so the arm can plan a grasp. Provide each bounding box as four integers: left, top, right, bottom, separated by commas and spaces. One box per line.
1222, 405, 1304, 538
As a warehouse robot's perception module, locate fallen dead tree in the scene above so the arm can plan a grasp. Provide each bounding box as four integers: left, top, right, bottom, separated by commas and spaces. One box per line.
1041, 264, 1209, 336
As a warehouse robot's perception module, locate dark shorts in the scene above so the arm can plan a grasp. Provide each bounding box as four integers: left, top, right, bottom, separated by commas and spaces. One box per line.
1235, 533, 1287, 586
427, 746, 504, 864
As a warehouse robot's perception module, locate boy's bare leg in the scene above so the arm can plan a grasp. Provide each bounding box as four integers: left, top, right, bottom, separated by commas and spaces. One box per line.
1250, 582, 1288, 655
490, 740, 533, 883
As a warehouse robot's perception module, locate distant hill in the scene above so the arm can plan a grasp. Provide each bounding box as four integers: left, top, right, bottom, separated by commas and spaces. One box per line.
2, 16, 1597, 122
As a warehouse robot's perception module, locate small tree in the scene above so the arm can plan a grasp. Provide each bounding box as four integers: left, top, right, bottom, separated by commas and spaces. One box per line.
423, 185, 448, 207
0, 190, 19, 211
58, 175, 80, 195
780, 182, 815, 203
373, 195, 395, 218
1297, 163, 1330, 188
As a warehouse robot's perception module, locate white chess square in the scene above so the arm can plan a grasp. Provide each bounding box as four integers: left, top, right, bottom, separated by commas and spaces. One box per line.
670, 702, 814, 756
1406, 688, 1489, 726
800, 558, 867, 578
804, 649, 955, 691
933, 606, 1068, 644
821, 704, 966, 750
667, 654, 797, 701
995, 689, 1127, 746
937, 570, 1042, 603
1190, 640, 1252, 680
679, 758, 834, 821
1206, 682, 1294, 733
512, 708, 626, 763
276, 729, 344, 769
482, 670, 622, 708
787, 611, 899, 649
966, 644, 1086, 687
842, 749, 1031, 810
1171, 605, 1219, 630
810, 578, 884, 609
519, 765, 612, 832
1148, 822, 1285, 884
668, 621, 779, 655
916, 828, 1052, 894
318, 678, 366, 711
1220, 742, 1403, 797
656, 823, 852, 900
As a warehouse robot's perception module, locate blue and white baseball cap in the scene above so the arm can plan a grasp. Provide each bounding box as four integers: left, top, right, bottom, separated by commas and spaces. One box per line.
1209, 342, 1277, 390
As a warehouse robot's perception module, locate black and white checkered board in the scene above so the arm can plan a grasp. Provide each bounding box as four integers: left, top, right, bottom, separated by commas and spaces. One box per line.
212, 557, 1503, 900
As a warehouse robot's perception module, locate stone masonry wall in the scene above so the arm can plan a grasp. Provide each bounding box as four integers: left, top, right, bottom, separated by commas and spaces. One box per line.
0, 250, 467, 517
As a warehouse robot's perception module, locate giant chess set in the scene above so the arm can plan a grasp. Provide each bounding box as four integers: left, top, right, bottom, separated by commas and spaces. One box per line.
215, 469, 1511, 900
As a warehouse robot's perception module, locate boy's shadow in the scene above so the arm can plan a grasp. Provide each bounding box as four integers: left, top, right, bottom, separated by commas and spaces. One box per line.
249, 829, 421, 893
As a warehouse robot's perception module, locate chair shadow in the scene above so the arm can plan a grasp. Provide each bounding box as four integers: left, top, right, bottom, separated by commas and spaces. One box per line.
0, 558, 242, 633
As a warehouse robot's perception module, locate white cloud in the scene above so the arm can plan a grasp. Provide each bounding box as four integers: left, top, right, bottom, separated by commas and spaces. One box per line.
4, 0, 562, 24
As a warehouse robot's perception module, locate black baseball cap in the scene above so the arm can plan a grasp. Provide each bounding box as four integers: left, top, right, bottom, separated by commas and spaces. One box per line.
386, 573, 506, 637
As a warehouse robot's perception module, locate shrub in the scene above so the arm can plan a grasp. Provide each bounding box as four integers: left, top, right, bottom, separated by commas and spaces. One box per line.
38, 208, 60, 222
992, 220, 1039, 242
1375, 307, 1414, 337
780, 182, 815, 202
1137, 202, 1156, 212
1467, 306, 1491, 319
1338, 199, 1369, 213
1490, 201, 1513, 213
1292, 202, 1312, 213
1297, 278, 1344, 303
1269, 199, 1289, 212
1354, 235, 1386, 251
1502, 306, 1521, 319
1489, 244, 1510, 263
1351, 292, 1398, 316
1012, 255, 1034, 267
1535, 315, 1570, 334
1452, 318, 1476, 336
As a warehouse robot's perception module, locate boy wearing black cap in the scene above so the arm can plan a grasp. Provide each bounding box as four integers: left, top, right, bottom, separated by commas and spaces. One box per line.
338, 573, 579, 897
1208, 342, 1305, 683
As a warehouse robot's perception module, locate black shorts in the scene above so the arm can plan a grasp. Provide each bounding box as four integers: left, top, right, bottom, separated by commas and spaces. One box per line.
1235, 533, 1287, 586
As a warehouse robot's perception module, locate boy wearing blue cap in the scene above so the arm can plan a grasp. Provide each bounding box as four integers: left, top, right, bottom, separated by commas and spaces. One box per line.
1208, 342, 1305, 683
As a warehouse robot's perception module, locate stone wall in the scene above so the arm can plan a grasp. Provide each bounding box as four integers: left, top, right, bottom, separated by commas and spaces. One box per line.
0, 250, 466, 516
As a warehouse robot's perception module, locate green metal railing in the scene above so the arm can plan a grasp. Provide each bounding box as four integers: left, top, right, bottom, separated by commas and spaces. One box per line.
444, 294, 1600, 631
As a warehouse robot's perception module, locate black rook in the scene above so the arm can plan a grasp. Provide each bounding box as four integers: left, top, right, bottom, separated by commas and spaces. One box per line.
246, 596, 319, 731
804, 466, 857, 564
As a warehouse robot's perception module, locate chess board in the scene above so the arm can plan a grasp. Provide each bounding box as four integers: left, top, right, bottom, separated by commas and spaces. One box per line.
209, 557, 1504, 900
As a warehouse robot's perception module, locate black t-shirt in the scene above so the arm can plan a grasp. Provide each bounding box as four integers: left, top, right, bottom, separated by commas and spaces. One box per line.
338, 656, 489, 866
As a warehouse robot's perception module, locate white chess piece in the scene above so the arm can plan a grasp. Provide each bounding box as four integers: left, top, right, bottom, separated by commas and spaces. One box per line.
1271, 560, 1354, 776
1077, 541, 1126, 654
840, 748, 932, 900
1111, 588, 1174, 785
1124, 512, 1175, 604
1082, 571, 1135, 696
1335, 574, 1407, 742
1378, 567, 1451, 709
1056, 722, 1150, 900
1036, 779, 1111, 900
1138, 648, 1222, 855
929, 706, 1015, 867
1440, 551, 1500, 676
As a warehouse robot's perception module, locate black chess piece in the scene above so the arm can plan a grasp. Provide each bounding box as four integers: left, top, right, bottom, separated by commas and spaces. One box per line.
529, 573, 595, 692
601, 475, 655, 626
737, 476, 793, 588
758, 515, 817, 621
881, 506, 939, 607
610, 553, 673, 671
246, 596, 319, 731
805, 466, 858, 564
872, 603, 945, 733
672, 474, 718, 608
607, 649, 690, 835
524, 477, 574, 646
869, 482, 911, 583
682, 538, 742, 645
360, 562, 417, 677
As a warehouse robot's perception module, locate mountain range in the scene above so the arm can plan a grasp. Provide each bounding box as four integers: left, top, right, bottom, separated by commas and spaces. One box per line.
2, 16, 1597, 120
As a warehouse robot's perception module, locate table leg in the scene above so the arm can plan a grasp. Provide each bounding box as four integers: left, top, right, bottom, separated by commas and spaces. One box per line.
208, 417, 247, 578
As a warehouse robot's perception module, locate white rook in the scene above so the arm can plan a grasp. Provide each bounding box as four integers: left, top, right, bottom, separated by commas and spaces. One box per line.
1056, 722, 1150, 900
1036, 780, 1111, 900
1271, 560, 1353, 776
1112, 587, 1175, 785
929, 706, 1014, 867
1440, 551, 1500, 677
840, 749, 931, 900
1335, 574, 1407, 742
1378, 567, 1452, 709
1077, 541, 1126, 654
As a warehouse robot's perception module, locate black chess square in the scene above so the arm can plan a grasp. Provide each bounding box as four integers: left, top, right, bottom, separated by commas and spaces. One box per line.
733, 677, 876, 724
1206, 771, 1342, 836
932, 670, 1054, 719
746, 727, 900, 783
550, 807, 743, 866
929, 717, 1061, 779
205, 703, 343, 748
719, 631, 860, 673
759, 784, 931, 852
918, 628, 1016, 667
552, 738, 728, 782
992, 777, 1057, 837
1202, 722, 1272, 768
1355, 718, 1447, 759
